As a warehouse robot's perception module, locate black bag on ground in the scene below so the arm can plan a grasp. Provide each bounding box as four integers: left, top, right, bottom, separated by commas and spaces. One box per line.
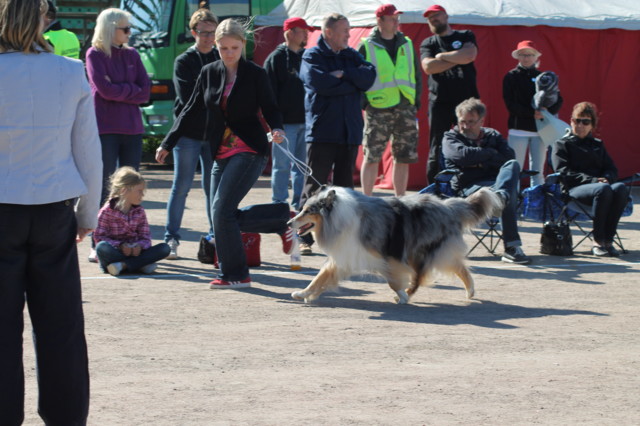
197, 236, 216, 264
540, 221, 573, 256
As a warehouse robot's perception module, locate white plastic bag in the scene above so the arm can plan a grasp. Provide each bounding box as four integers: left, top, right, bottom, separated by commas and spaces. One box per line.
536, 109, 569, 147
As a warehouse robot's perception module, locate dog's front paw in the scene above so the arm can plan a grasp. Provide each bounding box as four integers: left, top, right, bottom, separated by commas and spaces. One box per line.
466, 288, 475, 299
291, 291, 305, 300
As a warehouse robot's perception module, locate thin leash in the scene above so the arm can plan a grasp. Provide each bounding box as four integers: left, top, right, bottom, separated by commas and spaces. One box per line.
272, 135, 323, 188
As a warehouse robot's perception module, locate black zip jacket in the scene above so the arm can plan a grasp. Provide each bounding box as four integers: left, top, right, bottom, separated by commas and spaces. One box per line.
172, 46, 220, 140
442, 127, 515, 192
263, 44, 306, 124
551, 133, 618, 190
502, 65, 563, 132
162, 57, 283, 157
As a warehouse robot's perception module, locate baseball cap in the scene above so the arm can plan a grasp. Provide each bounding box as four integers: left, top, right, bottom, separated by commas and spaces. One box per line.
511, 40, 542, 59
283, 17, 314, 32
423, 5, 447, 18
376, 4, 403, 18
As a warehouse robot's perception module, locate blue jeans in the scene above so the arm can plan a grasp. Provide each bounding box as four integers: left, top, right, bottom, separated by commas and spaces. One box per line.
165, 136, 214, 243
100, 133, 143, 205
462, 159, 522, 248
568, 182, 629, 244
211, 153, 268, 281
508, 133, 545, 187
0, 200, 89, 425
95, 241, 171, 272
271, 123, 307, 210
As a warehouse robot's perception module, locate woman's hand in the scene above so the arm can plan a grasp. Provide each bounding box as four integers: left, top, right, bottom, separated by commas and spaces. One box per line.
155, 147, 169, 164
271, 129, 285, 144
76, 227, 93, 243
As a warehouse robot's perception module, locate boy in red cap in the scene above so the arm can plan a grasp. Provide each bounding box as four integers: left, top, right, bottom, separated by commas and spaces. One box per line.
420, 4, 479, 184
358, 4, 422, 196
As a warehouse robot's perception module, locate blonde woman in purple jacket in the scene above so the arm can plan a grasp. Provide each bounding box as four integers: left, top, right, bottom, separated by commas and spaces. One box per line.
86, 7, 150, 261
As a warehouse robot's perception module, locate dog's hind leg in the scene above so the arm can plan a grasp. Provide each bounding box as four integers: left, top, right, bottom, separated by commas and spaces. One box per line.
291, 261, 339, 303
385, 261, 411, 304
454, 264, 475, 299
406, 272, 429, 299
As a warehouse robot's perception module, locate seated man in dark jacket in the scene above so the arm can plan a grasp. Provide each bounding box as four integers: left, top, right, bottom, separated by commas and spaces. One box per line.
442, 98, 531, 264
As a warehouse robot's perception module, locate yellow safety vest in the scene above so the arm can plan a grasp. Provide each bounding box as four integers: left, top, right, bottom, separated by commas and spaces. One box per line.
44, 29, 80, 59
363, 36, 416, 108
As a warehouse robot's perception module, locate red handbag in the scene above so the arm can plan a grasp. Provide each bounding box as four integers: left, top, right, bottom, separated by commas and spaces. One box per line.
214, 232, 261, 267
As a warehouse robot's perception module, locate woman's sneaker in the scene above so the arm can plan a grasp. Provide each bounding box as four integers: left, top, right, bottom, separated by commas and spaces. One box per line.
592, 246, 609, 257
501, 246, 531, 264
280, 228, 295, 255
209, 277, 251, 289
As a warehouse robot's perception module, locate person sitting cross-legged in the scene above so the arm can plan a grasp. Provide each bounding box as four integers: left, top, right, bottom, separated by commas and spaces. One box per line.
442, 97, 531, 264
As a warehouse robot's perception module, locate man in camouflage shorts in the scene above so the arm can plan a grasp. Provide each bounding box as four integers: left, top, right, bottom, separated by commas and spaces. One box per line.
359, 4, 421, 196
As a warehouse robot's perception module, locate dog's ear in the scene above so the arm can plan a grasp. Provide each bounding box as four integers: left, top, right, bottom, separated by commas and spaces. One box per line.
322, 189, 336, 212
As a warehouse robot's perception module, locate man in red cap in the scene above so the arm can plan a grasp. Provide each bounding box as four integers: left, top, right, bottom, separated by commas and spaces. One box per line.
264, 17, 314, 219
420, 4, 479, 184
358, 4, 422, 197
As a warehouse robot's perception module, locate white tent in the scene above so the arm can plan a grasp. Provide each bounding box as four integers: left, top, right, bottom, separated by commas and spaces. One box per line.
256, 0, 640, 30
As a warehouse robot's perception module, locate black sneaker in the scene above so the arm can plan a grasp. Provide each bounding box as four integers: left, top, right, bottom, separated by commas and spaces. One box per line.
501, 246, 531, 264
606, 245, 621, 257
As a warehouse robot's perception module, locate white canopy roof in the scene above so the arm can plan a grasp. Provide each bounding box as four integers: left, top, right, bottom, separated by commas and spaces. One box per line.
255, 0, 640, 30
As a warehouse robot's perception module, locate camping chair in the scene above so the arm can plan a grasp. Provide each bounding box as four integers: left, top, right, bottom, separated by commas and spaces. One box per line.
420, 169, 537, 257
520, 173, 636, 253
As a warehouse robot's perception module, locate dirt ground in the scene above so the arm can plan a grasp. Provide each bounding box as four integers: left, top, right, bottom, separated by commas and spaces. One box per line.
22, 165, 640, 425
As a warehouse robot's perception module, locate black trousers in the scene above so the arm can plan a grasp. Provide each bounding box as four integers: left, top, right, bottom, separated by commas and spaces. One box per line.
427, 101, 458, 184
299, 142, 360, 208
0, 200, 89, 426
299, 143, 359, 245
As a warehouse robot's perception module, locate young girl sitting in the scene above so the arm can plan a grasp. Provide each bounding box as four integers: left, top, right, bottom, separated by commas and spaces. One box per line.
94, 167, 170, 275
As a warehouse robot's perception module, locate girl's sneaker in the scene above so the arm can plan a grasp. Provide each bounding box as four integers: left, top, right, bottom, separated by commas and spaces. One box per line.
106, 262, 124, 276
140, 263, 157, 274
88, 248, 98, 263
209, 277, 251, 289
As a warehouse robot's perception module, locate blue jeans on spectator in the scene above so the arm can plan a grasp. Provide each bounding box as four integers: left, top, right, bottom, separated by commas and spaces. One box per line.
165, 136, 214, 243
211, 153, 268, 281
0, 200, 89, 425
508, 132, 545, 187
95, 241, 171, 272
568, 182, 629, 244
99, 133, 143, 205
461, 159, 522, 248
271, 123, 307, 211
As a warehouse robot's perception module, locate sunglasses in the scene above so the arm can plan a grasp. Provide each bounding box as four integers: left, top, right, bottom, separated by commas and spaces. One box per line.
117, 26, 132, 34
195, 29, 216, 37
571, 118, 592, 126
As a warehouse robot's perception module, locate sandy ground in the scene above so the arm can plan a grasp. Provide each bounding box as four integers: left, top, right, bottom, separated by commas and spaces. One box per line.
21, 165, 640, 425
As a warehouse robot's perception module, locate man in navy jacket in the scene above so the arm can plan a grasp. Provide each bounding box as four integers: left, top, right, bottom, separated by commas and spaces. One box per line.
298, 13, 375, 248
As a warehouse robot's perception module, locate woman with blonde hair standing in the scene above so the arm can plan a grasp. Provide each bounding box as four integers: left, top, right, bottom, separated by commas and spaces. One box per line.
0, 0, 102, 423
160, 19, 289, 288
86, 7, 150, 260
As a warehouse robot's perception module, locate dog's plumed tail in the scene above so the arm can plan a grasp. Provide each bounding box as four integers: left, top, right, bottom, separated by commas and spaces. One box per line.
445, 187, 503, 229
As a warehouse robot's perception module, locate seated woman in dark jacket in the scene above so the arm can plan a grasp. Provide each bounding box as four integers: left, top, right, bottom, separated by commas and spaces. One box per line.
551, 102, 630, 257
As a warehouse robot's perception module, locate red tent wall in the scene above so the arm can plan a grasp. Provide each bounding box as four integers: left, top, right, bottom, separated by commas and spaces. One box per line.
254, 24, 640, 190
